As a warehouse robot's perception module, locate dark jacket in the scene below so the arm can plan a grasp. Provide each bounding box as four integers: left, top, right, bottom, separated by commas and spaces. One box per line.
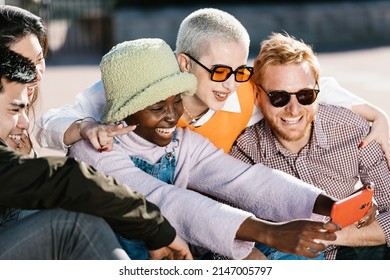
0, 139, 175, 250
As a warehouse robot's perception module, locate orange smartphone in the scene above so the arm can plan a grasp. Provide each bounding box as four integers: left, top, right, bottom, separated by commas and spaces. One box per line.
330, 183, 374, 228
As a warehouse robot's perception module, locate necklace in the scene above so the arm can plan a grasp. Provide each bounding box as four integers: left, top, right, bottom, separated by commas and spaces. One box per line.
182, 104, 208, 124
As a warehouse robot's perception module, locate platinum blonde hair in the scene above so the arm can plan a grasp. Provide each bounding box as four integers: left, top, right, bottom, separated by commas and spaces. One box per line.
176, 8, 250, 59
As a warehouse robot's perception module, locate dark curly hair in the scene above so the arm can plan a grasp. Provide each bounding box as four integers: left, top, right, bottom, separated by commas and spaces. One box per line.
0, 48, 37, 90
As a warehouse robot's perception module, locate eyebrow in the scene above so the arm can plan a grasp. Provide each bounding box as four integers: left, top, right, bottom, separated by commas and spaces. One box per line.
10, 100, 27, 109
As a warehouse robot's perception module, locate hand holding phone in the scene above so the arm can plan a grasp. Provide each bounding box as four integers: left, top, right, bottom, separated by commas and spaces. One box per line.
330, 183, 374, 228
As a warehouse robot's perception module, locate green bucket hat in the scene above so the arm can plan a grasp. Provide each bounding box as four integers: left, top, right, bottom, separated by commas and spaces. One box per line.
100, 38, 197, 124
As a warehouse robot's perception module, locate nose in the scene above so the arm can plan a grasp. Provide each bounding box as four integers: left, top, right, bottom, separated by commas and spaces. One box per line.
164, 105, 181, 123
17, 110, 30, 130
284, 95, 301, 115
222, 73, 239, 92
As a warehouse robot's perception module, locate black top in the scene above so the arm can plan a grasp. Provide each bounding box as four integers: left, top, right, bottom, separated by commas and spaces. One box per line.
0, 139, 175, 250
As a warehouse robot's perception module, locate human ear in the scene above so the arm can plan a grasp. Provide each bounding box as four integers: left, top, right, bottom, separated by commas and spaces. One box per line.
254, 86, 261, 107
176, 53, 191, 72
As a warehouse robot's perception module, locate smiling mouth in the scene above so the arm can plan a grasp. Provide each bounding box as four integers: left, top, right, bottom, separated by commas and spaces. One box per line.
281, 116, 302, 124
155, 127, 176, 135
213, 91, 229, 100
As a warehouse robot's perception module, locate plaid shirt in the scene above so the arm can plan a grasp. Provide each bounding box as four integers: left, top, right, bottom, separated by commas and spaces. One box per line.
230, 103, 390, 260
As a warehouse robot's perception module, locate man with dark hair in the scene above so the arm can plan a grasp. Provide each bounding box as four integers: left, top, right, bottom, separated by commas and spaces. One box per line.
0, 48, 191, 260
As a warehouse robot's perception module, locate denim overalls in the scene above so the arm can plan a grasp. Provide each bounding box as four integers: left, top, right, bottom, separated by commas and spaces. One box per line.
116, 134, 178, 259
255, 243, 324, 260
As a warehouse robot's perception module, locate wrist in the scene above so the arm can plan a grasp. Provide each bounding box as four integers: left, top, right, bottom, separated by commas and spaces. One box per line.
75, 117, 98, 140
236, 216, 271, 244
314, 194, 337, 216
77, 121, 87, 140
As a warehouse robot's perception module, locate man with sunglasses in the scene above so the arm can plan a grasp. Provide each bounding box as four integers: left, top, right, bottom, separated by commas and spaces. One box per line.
36, 8, 390, 159
230, 32, 390, 260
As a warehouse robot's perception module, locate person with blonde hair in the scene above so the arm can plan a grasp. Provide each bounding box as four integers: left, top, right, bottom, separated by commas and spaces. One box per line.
230, 32, 390, 260
37, 8, 390, 163
69, 37, 344, 260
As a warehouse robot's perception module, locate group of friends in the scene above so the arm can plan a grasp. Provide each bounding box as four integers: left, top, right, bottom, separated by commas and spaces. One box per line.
1, 5, 389, 260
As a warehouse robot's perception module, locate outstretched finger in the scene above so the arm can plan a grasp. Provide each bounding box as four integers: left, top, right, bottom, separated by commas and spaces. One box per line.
107, 123, 138, 137
307, 220, 340, 233
321, 221, 341, 233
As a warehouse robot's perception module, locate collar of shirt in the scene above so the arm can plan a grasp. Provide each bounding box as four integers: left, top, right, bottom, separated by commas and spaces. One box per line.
190, 91, 241, 127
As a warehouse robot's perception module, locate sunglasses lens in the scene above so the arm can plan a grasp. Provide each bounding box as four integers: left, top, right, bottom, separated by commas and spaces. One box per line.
235, 67, 253, 82
296, 89, 318, 105
211, 66, 253, 82
211, 67, 232, 82
269, 91, 291, 107
263, 86, 319, 107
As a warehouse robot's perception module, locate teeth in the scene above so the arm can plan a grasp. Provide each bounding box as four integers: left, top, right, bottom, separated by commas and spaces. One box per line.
215, 92, 227, 98
282, 116, 301, 124
8, 134, 21, 141
156, 127, 176, 135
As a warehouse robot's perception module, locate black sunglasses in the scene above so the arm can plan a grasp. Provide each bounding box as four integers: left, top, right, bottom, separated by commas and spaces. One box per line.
184, 53, 253, 83
257, 84, 320, 108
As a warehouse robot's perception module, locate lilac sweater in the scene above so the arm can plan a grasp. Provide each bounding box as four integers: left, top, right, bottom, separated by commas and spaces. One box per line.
70, 127, 322, 259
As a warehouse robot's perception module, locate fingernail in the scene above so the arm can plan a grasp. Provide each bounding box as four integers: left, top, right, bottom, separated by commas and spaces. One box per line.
357, 220, 366, 228
98, 147, 108, 153
120, 121, 127, 127
358, 141, 364, 148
